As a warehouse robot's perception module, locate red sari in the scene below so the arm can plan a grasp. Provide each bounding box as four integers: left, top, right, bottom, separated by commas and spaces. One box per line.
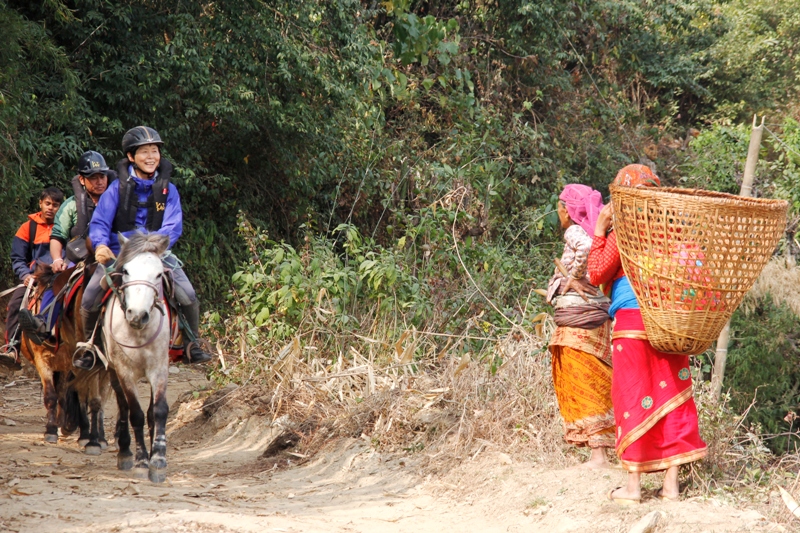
611, 309, 707, 471
589, 231, 706, 472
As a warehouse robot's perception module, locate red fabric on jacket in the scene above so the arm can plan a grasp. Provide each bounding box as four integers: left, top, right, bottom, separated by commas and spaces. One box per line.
587, 231, 625, 289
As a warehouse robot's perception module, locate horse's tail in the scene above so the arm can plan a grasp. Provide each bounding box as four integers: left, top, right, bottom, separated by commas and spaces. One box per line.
61, 372, 82, 435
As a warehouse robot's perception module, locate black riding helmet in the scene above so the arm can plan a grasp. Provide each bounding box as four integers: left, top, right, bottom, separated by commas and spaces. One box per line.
77, 151, 110, 176
122, 126, 164, 155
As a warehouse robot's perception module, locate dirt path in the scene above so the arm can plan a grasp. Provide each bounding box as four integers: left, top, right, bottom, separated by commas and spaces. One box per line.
0, 366, 790, 533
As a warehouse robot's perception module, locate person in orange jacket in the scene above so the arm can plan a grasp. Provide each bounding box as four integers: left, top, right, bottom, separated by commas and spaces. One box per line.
1, 187, 63, 367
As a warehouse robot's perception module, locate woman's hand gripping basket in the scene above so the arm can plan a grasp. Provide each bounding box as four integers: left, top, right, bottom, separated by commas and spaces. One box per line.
610, 186, 788, 355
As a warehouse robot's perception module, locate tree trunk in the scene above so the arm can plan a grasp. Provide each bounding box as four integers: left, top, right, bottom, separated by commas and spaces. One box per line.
711, 115, 764, 401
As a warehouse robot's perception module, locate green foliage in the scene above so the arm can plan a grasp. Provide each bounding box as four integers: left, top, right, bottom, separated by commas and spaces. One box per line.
1, 0, 378, 294
230, 216, 430, 344
4, 0, 800, 293
698, 0, 800, 121
680, 115, 800, 208
387, 0, 459, 67
680, 125, 750, 193
770, 118, 800, 213
224, 208, 554, 374
3, 0, 800, 447
721, 298, 800, 454
0, 1, 85, 279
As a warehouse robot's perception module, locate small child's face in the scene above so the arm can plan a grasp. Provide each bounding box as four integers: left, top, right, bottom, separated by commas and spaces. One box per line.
557, 201, 571, 229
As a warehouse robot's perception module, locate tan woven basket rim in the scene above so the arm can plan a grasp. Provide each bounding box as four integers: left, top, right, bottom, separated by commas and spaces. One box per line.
609, 184, 789, 354
609, 185, 789, 210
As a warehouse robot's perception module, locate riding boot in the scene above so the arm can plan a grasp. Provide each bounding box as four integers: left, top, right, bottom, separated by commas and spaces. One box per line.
18, 309, 51, 346
73, 308, 102, 370
180, 300, 213, 364
82, 307, 101, 343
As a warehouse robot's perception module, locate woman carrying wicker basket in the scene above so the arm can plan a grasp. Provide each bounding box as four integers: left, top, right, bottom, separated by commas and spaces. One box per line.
588, 165, 707, 503
546, 184, 615, 468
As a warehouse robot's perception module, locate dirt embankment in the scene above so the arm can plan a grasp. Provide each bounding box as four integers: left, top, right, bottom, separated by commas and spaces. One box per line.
0, 365, 791, 533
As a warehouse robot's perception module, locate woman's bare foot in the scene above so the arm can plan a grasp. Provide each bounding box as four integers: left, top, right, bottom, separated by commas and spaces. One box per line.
657, 466, 680, 500
575, 447, 612, 469
607, 472, 642, 504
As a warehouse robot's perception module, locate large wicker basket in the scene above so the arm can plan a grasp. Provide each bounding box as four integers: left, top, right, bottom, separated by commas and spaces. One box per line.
610, 186, 788, 355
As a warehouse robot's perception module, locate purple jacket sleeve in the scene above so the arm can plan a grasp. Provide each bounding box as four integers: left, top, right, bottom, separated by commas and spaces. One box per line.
89, 180, 120, 249
157, 184, 182, 248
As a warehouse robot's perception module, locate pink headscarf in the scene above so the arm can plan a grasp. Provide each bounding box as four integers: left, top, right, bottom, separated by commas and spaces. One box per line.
559, 184, 604, 235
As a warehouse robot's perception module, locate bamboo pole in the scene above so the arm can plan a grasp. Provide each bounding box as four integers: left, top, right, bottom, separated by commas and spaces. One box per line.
711, 115, 765, 401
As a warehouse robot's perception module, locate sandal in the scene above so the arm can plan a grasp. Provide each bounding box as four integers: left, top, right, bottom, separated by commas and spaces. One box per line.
607, 487, 640, 505
655, 488, 679, 502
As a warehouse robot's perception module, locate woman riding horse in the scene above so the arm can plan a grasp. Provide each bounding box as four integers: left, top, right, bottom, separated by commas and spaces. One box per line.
76, 126, 213, 368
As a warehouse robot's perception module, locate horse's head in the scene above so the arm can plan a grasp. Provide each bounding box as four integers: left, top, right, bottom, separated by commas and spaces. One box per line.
115, 233, 169, 330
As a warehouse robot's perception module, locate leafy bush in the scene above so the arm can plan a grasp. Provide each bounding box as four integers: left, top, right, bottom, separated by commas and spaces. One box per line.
770, 118, 800, 213
681, 125, 750, 193
725, 299, 800, 454
694, 295, 800, 455
230, 217, 429, 342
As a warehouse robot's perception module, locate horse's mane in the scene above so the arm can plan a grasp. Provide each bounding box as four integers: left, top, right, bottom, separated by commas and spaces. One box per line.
115, 232, 170, 273
32, 261, 56, 286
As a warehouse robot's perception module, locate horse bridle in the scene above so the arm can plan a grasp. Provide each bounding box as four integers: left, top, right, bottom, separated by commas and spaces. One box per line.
106, 270, 167, 349
106, 268, 166, 312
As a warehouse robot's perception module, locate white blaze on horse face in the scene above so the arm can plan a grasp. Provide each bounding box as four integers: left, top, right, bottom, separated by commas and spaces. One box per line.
122, 252, 163, 329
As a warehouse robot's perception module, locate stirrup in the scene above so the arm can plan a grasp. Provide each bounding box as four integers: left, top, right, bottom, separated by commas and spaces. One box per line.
73, 343, 99, 370
184, 339, 214, 364
0, 343, 21, 369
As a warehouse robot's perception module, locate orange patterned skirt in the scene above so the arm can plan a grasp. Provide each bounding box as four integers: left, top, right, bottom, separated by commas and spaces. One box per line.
549, 322, 615, 448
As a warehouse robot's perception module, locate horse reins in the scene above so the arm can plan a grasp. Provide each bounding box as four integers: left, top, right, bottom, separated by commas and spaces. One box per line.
107, 274, 167, 350
0, 284, 24, 299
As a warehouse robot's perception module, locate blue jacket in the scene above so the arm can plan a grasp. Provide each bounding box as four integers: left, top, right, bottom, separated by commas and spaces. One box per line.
11, 212, 55, 281
89, 163, 182, 255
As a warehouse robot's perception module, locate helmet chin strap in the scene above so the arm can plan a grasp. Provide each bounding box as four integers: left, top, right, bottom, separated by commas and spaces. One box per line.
131, 162, 156, 179
140, 168, 157, 179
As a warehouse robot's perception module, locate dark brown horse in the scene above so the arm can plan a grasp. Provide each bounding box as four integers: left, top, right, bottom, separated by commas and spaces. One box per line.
20, 263, 110, 452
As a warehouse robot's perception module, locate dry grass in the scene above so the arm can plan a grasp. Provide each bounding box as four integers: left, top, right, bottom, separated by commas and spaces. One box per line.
742, 256, 800, 318
206, 316, 570, 473
685, 343, 800, 530
200, 255, 800, 529
197, 306, 800, 532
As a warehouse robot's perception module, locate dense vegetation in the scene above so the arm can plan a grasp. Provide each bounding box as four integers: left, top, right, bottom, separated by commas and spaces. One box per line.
2, 0, 799, 450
